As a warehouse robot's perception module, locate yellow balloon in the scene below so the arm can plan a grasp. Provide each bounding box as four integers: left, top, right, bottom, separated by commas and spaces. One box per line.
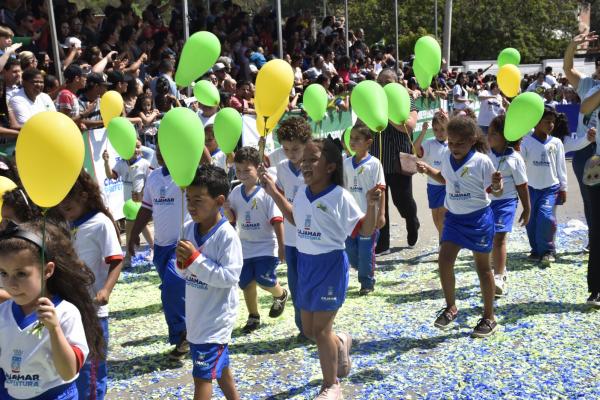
16, 112, 84, 208
255, 59, 294, 117
100, 90, 124, 127
0, 176, 17, 222
497, 64, 521, 98
256, 102, 288, 137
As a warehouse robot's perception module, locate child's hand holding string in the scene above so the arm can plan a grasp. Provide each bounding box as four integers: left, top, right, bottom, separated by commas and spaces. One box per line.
176, 240, 197, 269
416, 161, 430, 174
491, 171, 503, 193
37, 297, 59, 330
366, 186, 382, 206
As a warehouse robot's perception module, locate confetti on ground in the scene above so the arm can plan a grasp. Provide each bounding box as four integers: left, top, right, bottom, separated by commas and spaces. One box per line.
107, 224, 600, 399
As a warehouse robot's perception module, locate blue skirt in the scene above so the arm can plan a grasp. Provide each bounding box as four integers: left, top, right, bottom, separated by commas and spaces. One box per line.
442, 207, 495, 253
490, 198, 518, 233
427, 183, 446, 209
297, 249, 349, 312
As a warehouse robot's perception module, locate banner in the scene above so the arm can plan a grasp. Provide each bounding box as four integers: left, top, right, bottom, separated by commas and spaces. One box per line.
83, 128, 125, 220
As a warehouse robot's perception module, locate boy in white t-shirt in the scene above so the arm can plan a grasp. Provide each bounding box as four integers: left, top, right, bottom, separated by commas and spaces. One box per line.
175, 164, 242, 399
224, 147, 288, 333
343, 121, 386, 295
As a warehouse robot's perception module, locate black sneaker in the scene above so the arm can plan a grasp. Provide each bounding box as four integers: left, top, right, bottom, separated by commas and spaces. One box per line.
242, 314, 260, 334
586, 292, 600, 307
269, 289, 288, 318
407, 220, 420, 248
471, 318, 498, 338
527, 252, 540, 261
168, 332, 189, 360
433, 307, 458, 330
358, 287, 374, 296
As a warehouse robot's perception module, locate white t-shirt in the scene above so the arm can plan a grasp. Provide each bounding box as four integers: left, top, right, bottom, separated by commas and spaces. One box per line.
8, 88, 56, 125
441, 150, 495, 214
210, 148, 228, 172
477, 91, 504, 127
113, 157, 151, 201
142, 167, 191, 246
452, 85, 469, 110
421, 138, 448, 186
545, 75, 558, 87
487, 148, 528, 200
228, 184, 283, 258
0, 299, 88, 399
343, 155, 386, 213
276, 159, 304, 247
198, 112, 216, 127
520, 134, 568, 191
526, 80, 551, 94
71, 212, 123, 318
292, 184, 364, 255
178, 218, 243, 344
575, 77, 600, 141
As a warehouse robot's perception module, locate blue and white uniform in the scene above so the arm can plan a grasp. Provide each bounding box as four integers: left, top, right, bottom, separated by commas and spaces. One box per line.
440, 150, 496, 253
228, 184, 283, 289
343, 155, 385, 289
210, 148, 228, 173
488, 148, 528, 233
0, 298, 88, 400
421, 138, 448, 209
520, 133, 567, 256
275, 159, 304, 331
178, 218, 242, 380
293, 184, 364, 311
70, 211, 122, 400
112, 156, 151, 201
142, 167, 190, 345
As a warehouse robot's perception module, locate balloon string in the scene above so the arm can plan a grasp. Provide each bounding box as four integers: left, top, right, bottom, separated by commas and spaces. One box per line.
180, 187, 185, 241
40, 209, 47, 299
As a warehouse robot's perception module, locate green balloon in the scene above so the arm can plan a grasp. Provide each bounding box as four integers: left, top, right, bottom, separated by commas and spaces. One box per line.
413, 60, 432, 90
504, 92, 544, 142
214, 107, 242, 154
350, 80, 388, 132
107, 117, 137, 160
384, 83, 411, 124
343, 126, 355, 156
498, 48, 521, 67
193, 80, 220, 107
175, 31, 221, 87
414, 36, 441, 76
123, 199, 141, 220
158, 107, 205, 187
303, 84, 328, 122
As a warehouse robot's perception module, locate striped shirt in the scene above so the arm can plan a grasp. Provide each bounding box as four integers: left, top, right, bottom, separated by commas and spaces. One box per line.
370, 97, 418, 174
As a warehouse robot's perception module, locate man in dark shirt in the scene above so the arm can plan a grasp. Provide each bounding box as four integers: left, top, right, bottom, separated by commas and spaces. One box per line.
370, 68, 420, 254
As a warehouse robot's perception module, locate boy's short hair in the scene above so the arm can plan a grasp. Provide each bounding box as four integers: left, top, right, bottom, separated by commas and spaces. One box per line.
276, 116, 311, 144
351, 119, 372, 140
0, 26, 14, 39
190, 164, 230, 199
233, 146, 260, 167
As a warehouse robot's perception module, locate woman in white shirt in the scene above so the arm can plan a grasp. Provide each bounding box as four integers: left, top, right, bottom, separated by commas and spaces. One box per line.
452, 73, 471, 113
477, 82, 505, 134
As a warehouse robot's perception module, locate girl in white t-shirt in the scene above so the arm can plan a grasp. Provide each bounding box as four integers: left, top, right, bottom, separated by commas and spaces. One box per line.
261, 138, 382, 398
57, 171, 124, 400
414, 111, 449, 239
0, 221, 104, 400
417, 117, 504, 338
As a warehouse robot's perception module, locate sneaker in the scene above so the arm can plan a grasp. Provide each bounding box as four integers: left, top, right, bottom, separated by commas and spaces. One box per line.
407, 220, 420, 248
375, 248, 391, 257
527, 252, 539, 261
242, 315, 260, 334
269, 289, 289, 318
168, 333, 189, 360
358, 287, 374, 296
433, 307, 458, 330
315, 382, 343, 400
494, 274, 507, 297
586, 292, 600, 307
471, 318, 498, 338
336, 332, 352, 378
540, 253, 553, 268
584, 245, 590, 254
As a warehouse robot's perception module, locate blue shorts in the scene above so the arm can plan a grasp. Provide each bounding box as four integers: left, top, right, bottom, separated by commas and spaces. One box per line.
490, 198, 518, 233
442, 207, 495, 253
297, 249, 349, 312
427, 184, 446, 209
191, 343, 230, 380
239, 256, 279, 289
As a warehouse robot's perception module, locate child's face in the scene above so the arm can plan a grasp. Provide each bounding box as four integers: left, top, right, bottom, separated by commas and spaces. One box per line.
185, 186, 224, 224
0, 35, 12, 49
141, 98, 152, 112
447, 132, 475, 161
280, 140, 305, 165
348, 131, 372, 154
432, 121, 447, 141
235, 160, 258, 185
301, 142, 333, 187
0, 249, 52, 311
487, 126, 506, 150
536, 115, 555, 136
205, 127, 217, 152
57, 194, 88, 222
132, 140, 142, 159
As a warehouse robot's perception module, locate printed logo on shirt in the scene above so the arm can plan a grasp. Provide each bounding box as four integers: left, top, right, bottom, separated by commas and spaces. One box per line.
5, 349, 40, 388
349, 177, 363, 193
316, 202, 328, 212
321, 286, 337, 302
11, 349, 22, 373
298, 214, 321, 240
251, 198, 258, 210
357, 166, 365, 175
449, 181, 471, 200
432, 160, 442, 167
534, 151, 551, 167
155, 186, 175, 205
242, 211, 260, 230
186, 273, 208, 290
460, 167, 470, 177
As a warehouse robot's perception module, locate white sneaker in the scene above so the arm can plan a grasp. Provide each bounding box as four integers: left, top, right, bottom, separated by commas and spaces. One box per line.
336, 332, 352, 378
315, 382, 343, 400
494, 274, 507, 297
